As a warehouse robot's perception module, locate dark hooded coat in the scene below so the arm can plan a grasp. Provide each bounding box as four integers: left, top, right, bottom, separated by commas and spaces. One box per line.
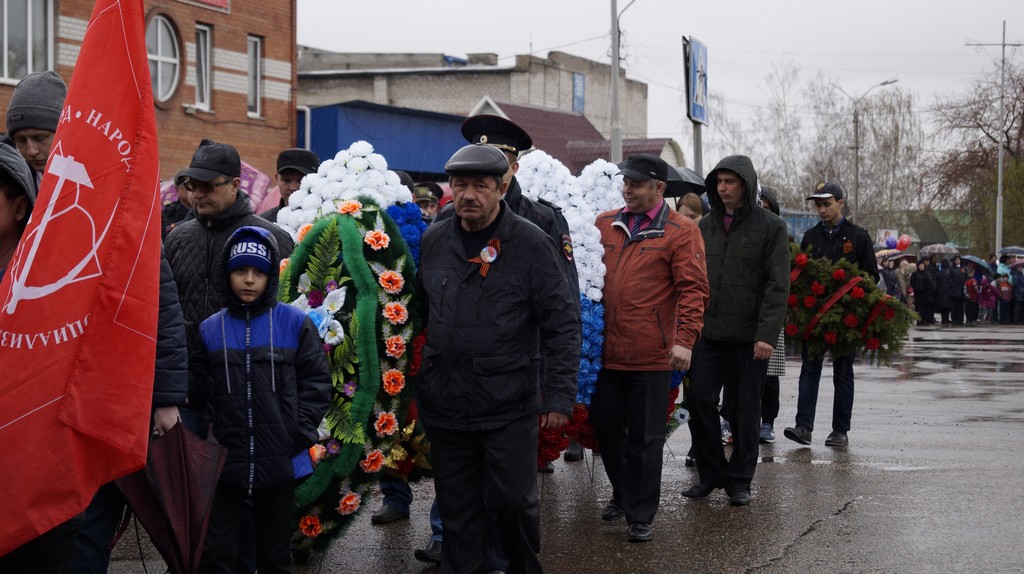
193, 227, 330, 489
699, 156, 790, 344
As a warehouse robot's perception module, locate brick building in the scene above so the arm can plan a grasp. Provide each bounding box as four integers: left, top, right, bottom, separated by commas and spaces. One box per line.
0, 0, 297, 180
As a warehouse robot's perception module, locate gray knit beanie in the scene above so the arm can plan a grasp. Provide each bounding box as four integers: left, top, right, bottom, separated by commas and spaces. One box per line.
6, 71, 67, 136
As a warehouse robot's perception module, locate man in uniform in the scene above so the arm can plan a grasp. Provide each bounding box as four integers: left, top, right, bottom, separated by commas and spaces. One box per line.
783, 182, 878, 447
438, 114, 579, 295
417, 143, 580, 573
259, 148, 319, 223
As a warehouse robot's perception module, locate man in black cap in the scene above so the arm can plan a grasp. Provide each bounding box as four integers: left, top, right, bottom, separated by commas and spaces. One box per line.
165, 139, 295, 427
784, 182, 878, 448
593, 153, 709, 540
417, 143, 580, 573
259, 148, 320, 223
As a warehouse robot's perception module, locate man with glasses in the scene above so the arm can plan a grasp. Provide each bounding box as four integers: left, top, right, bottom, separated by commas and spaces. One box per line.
164, 139, 295, 428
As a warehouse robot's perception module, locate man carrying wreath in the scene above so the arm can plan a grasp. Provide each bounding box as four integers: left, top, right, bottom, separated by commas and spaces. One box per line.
784, 182, 878, 448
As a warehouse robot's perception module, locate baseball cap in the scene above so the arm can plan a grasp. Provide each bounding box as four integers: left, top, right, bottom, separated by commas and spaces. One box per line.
180, 139, 241, 182
276, 148, 319, 175
807, 182, 844, 201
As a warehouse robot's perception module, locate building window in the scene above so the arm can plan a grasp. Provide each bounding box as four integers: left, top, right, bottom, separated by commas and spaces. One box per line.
572, 73, 585, 113
146, 15, 179, 102
246, 35, 262, 117
194, 24, 211, 110
1, 0, 53, 81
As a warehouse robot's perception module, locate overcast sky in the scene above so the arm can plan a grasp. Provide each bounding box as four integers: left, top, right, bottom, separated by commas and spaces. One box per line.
297, 0, 1021, 145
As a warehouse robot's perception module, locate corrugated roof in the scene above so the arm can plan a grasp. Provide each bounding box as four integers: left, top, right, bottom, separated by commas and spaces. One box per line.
493, 101, 672, 173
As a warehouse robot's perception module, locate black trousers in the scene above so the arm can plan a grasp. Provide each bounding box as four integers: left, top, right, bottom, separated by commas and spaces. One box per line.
430, 416, 541, 574
951, 297, 965, 324
590, 368, 671, 525
200, 483, 294, 574
761, 375, 780, 423
687, 339, 766, 493
0, 516, 80, 574
966, 300, 979, 323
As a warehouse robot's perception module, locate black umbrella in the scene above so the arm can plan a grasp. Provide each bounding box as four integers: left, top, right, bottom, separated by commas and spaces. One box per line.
961, 255, 993, 276
997, 245, 1024, 257
116, 422, 228, 574
664, 166, 706, 197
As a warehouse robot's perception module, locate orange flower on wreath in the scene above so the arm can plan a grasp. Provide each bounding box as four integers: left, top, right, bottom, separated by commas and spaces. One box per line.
279, 258, 289, 275
338, 200, 362, 215
299, 515, 322, 537
383, 302, 409, 325
336, 492, 361, 515
382, 369, 406, 395
379, 270, 405, 294
374, 411, 398, 437
359, 449, 385, 473
364, 229, 390, 251
297, 223, 314, 242
385, 335, 406, 359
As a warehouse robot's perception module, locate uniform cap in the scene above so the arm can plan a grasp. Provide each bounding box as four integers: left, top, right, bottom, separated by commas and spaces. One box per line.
461, 114, 533, 156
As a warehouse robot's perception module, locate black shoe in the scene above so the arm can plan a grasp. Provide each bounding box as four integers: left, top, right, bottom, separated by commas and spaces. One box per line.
825, 431, 848, 447
627, 522, 653, 542
538, 461, 555, 473
414, 540, 442, 564
729, 490, 752, 506
370, 504, 409, 524
681, 481, 723, 499
564, 440, 584, 462
601, 500, 625, 521
783, 425, 812, 445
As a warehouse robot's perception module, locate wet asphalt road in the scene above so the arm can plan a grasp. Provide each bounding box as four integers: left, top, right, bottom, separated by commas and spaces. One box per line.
110, 325, 1024, 573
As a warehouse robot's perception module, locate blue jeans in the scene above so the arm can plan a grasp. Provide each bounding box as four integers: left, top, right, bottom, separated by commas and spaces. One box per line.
379, 477, 413, 515
796, 347, 855, 433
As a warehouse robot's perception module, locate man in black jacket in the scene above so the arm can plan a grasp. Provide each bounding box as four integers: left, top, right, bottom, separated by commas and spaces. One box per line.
417, 144, 580, 574
164, 140, 294, 423
784, 182, 879, 448
682, 156, 789, 507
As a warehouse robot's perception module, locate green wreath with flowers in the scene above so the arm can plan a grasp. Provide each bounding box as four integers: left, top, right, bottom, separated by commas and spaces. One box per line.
277, 198, 429, 549
785, 244, 917, 365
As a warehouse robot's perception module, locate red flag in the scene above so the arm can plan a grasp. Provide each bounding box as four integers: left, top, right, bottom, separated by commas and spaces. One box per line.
0, 0, 159, 553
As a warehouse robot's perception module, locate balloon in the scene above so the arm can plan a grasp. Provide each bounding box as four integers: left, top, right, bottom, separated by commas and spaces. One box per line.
896, 234, 911, 251
885, 236, 897, 249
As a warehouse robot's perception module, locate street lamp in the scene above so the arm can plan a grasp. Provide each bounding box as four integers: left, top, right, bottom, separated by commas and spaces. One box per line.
610, 0, 637, 162
833, 78, 898, 222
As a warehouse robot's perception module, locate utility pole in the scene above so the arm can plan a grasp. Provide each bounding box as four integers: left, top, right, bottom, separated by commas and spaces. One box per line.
609, 0, 636, 163
833, 79, 898, 222
967, 21, 1022, 254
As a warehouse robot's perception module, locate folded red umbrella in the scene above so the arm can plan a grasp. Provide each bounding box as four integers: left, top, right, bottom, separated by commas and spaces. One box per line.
115, 422, 227, 574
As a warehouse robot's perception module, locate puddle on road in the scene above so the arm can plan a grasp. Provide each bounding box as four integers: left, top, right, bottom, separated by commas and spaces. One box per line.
757, 455, 937, 472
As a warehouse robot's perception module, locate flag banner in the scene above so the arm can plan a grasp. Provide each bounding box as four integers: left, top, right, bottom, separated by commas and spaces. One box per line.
0, 0, 160, 553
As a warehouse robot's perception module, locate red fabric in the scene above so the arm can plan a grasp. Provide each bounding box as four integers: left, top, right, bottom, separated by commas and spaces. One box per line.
0, 0, 159, 554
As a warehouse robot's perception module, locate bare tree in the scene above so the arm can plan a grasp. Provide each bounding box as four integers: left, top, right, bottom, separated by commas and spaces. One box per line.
927, 58, 1024, 253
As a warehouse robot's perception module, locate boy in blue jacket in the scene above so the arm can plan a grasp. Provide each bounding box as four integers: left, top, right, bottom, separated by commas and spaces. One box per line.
196, 226, 330, 574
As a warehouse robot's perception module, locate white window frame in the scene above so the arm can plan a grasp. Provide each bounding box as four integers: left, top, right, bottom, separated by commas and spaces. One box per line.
1, 0, 55, 82
146, 14, 180, 102
194, 24, 211, 110
246, 35, 262, 117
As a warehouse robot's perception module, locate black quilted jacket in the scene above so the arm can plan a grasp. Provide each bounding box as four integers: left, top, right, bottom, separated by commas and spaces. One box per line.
163, 193, 294, 408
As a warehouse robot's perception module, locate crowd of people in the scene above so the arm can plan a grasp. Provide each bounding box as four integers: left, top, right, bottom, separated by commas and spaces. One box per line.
882, 252, 1024, 326
0, 67, 1005, 574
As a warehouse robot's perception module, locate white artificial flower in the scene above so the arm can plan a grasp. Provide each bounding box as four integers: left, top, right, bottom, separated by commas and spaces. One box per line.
347, 156, 369, 174
323, 286, 347, 314
290, 293, 309, 312
367, 153, 388, 172
333, 149, 352, 164
349, 140, 374, 157
325, 320, 345, 345
297, 273, 311, 293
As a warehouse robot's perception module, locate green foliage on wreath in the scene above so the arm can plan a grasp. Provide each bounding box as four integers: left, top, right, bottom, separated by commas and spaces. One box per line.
785, 244, 917, 365
278, 198, 428, 550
